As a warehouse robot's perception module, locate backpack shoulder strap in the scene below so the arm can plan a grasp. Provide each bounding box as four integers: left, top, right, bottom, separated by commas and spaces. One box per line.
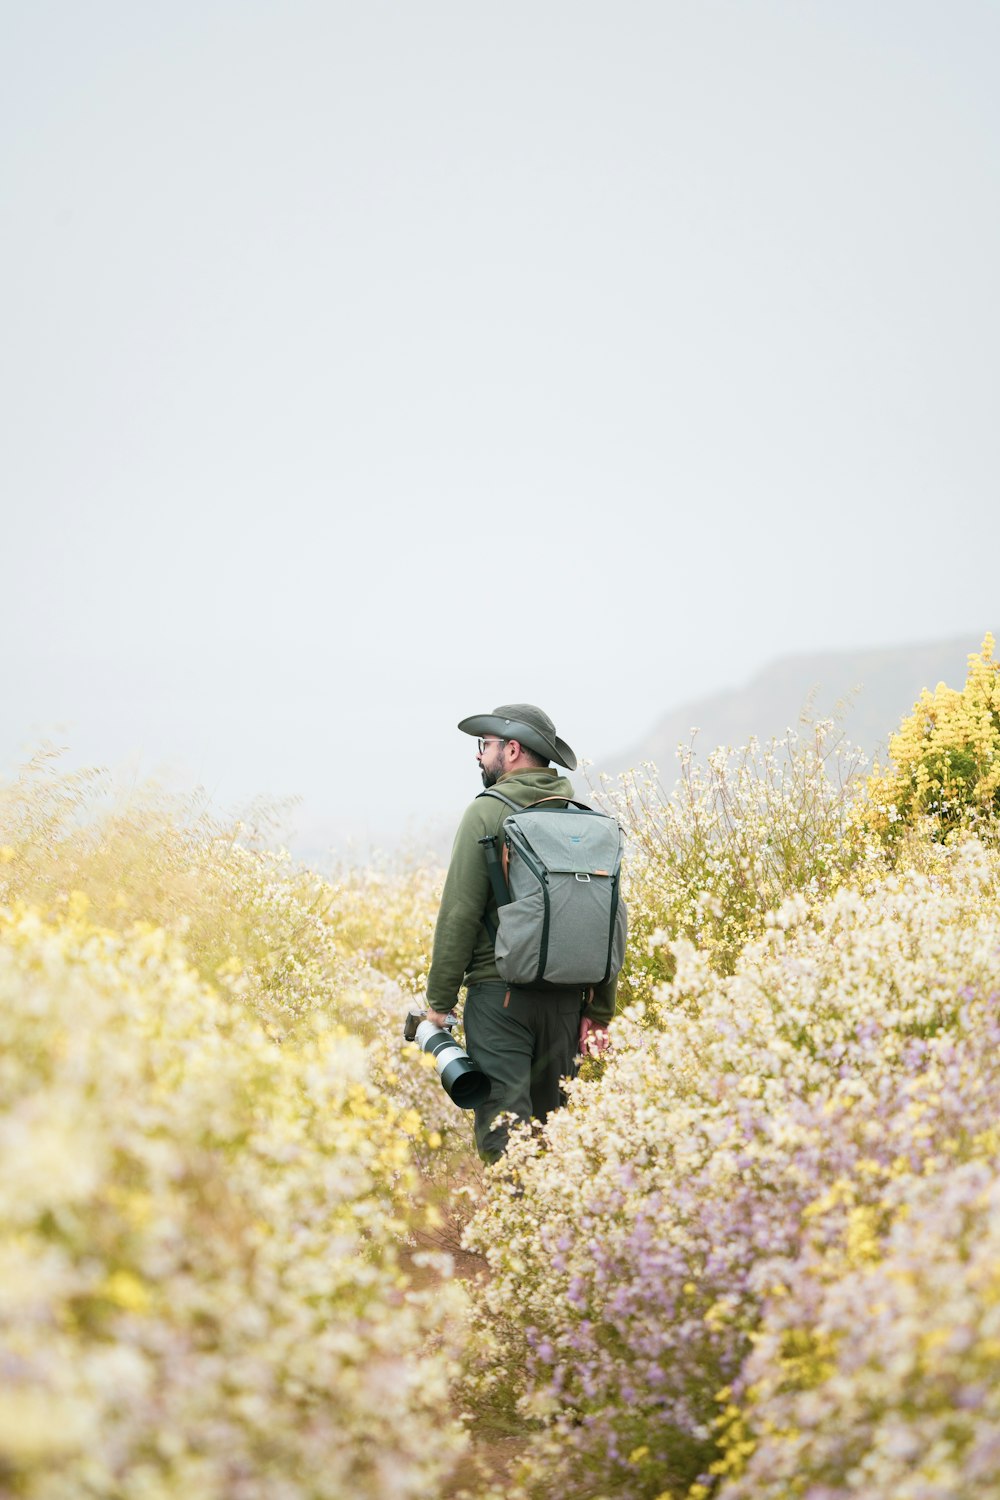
474, 792, 515, 927
477, 788, 521, 812
518, 795, 593, 812
479, 789, 594, 814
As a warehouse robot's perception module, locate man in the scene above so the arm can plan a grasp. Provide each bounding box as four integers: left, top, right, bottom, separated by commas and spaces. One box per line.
425, 703, 616, 1164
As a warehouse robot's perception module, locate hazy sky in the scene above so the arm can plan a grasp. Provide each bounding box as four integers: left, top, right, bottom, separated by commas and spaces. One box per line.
3, 2, 998, 855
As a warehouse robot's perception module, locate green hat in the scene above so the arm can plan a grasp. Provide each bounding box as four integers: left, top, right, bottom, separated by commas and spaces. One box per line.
457, 703, 578, 771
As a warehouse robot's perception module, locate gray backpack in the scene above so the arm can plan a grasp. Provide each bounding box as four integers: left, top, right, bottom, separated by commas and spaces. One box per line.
478, 790, 627, 988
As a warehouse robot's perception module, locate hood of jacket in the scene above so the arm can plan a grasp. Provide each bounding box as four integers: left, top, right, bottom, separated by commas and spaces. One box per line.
482, 766, 577, 808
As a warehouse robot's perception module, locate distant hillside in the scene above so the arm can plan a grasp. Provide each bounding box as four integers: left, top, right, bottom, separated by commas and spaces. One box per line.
598, 636, 983, 777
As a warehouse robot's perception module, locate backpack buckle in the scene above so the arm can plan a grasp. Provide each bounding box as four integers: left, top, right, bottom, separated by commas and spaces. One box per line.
574, 872, 591, 883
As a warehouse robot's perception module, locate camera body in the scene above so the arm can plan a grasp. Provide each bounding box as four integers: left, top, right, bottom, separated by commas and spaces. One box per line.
403, 1007, 491, 1110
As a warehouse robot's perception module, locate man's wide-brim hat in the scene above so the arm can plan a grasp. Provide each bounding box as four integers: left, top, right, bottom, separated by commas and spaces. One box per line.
457, 703, 578, 771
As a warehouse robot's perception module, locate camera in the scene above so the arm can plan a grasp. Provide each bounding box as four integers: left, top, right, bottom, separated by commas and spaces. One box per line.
403, 1007, 491, 1110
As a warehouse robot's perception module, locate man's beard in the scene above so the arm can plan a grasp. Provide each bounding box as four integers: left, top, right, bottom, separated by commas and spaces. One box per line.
480, 758, 502, 788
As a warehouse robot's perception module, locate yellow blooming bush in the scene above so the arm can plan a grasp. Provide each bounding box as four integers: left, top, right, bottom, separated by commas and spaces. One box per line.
858, 633, 1000, 847
0, 906, 468, 1498
0, 753, 364, 1032
319, 858, 472, 1168
326, 857, 442, 990
0, 755, 476, 1495
0, 755, 464, 1157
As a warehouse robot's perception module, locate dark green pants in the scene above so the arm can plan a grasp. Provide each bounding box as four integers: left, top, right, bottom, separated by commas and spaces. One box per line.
462, 981, 584, 1164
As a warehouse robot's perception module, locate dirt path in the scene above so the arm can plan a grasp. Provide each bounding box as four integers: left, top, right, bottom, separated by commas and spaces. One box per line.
405, 1167, 533, 1499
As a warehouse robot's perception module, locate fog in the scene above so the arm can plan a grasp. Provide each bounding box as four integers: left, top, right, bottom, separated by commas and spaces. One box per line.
3, 2, 997, 858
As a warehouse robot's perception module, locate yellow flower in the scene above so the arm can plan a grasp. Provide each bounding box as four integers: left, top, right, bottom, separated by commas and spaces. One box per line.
67, 890, 90, 921
100, 1270, 151, 1313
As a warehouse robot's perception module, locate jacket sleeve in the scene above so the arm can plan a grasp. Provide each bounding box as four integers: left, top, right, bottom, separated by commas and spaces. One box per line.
425, 802, 494, 1012
585, 973, 617, 1026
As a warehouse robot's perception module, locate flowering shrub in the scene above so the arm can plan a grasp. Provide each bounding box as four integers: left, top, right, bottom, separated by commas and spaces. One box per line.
858, 633, 1000, 848
326, 856, 442, 990
595, 722, 864, 996
0, 756, 476, 1493
320, 858, 473, 1170
0, 755, 464, 1159
462, 840, 1000, 1500
723, 1159, 1000, 1499
0, 905, 468, 1498
12, 668, 1000, 1499
0, 754, 362, 1032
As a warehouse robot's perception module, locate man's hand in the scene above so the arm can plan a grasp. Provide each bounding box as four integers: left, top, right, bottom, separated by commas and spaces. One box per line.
426, 1008, 456, 1028
579, 1016, 610, 1058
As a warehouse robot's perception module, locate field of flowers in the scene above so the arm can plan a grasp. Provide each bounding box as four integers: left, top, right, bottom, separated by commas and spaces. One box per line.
2, 637, 998, 1498
0, 757, 468, 1500
466, 839, 1000, 1499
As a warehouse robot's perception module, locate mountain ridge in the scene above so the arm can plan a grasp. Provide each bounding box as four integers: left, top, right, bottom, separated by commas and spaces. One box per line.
597, 635, 985, 778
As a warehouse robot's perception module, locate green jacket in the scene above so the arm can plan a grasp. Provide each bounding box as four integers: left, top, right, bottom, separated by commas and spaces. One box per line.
426, 767, 617, 1023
